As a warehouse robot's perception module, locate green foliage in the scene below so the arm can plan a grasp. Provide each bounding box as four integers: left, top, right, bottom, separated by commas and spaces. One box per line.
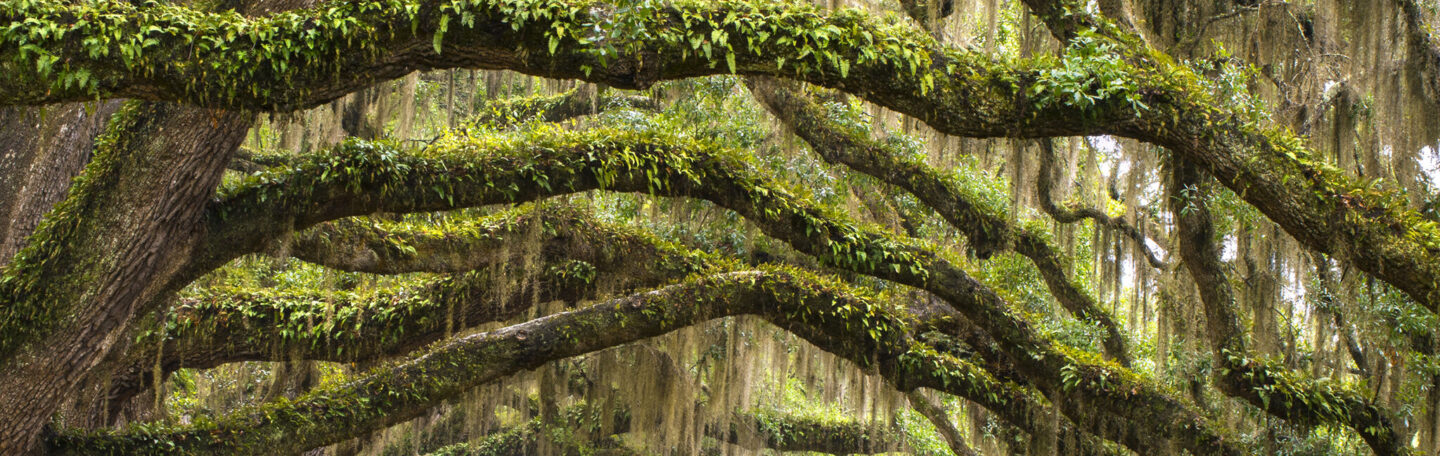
1031, 30, 1150, 114
13, 0, 1440, 452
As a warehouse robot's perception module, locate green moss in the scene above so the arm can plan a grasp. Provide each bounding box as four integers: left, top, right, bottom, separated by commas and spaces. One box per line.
0, 101, 146, 361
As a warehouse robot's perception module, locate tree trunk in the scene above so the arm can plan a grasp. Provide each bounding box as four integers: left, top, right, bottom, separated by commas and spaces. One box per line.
0, 102, 250, 454
0, 102, 121, 263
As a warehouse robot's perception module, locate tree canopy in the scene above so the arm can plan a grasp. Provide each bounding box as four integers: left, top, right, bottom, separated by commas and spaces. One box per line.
1, 0, 1439, 454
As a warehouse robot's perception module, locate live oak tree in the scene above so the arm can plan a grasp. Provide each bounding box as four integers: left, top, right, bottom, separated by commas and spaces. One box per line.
2, 0, 1439, 454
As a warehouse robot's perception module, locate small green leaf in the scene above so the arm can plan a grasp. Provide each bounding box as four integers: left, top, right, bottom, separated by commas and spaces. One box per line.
433, 15, 450, 55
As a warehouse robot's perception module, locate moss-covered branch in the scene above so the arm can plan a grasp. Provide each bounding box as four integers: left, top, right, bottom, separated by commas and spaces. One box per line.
422, 410, 634, 456
40, 268, 1028, 454
472, 86, 659, 129
0, 0, 1120, 138
904, 391, 978, 456
106, 204, 708, 412
747, 77, 1134, 367
10, 0, 1435, 323
426, 408, 906, 456
289, 203, 703, 276
127, 277, 1102, 455
228, 147, 295, 173
107, 275, 542, 415
0, 102, 251, 453
1169, 159, 1408, 455
717, 411, 902, 454
1016, 0, 1440, 334
186, 123, 1240, 455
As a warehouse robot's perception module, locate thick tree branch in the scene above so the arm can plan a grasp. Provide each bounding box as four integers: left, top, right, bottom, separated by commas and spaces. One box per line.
1018, 0, 1440, 322
717, 412, 903, 454
106, 204, 708, 412
424, 407, 906, 456
183, 125, 1240, 455
45, 268, 1067, 454
13, 0, 1436, 322
747, 77, 1134, 367
8, 0, 1435, 321
423, 416, 560, 456
0, 102, 251, 453
107, 273, 546, 419
472, 86, 659, 129
1169, 158, 1408, 455
148, 194, 1111, 455
228, 147, 295, 173
0, 0, 1124, 138
288, 203, 701, 277
121, 270, 1113, 456
905, 391, 979, 456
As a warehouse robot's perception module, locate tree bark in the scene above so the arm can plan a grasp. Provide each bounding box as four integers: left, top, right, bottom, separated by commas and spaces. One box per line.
103, 204, 707, 414
184, 126, 1239, 455
1170, 158, 1408, 455
0, 102, 250, 454
9, 0, 1431, 320
747, 77, 1135, 367
0, 102, 121, 262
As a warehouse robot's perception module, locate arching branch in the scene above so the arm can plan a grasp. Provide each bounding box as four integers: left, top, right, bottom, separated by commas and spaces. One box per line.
421, 404, 907, 456
905, 391, 979, 456
747, 77, 1134, 367
472, 86, 660, 129
1169, 158, 1407, 455
717, 411, 904, 455
1036, 139, 1170, 270
114, 257, 1118, 456
184, 125, 1241, 455
125, 193, 1119, 455
288, 204, 702, 277
105, 204, 708, 413
46, 268, 1080, 455
13, 0, 1436, 321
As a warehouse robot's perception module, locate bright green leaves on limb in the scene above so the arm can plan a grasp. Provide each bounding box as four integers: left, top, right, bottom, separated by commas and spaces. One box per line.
434, 14, 449, 54
1029, 30, 1149, 116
